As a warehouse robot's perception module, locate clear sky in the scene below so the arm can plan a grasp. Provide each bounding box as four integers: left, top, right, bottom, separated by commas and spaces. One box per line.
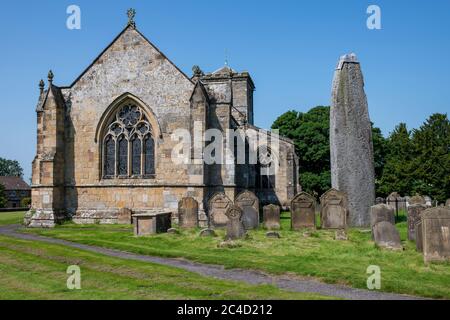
0, 0, 449, 180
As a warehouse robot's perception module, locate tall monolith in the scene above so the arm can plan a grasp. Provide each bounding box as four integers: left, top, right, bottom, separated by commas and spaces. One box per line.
330, 53, 375, 227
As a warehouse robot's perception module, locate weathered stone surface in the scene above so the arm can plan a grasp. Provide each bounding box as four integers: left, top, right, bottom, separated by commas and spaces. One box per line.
133, 211, 172, 236
375, 197, 385, 204
263, 204, 280, 230
407, 204, 427, 241
409, 194, 425, 206
224, 205, 246, 241
334, 229, 348, 241
386, 192, 400, 210
446, 199, 450, 207
291, 192, 316, 230
117, 208, 132, 224
218, 241, 241, 249
199, 228, 217, 237
415, 221, 423, 252
424, 196, 432, 207
421, 207, 450, 262
235, 190, 259, 230
330, 54, 375, 228
370, 204, 395, 229
320, 189, 348, 229
178, 197, 199, 228
209, 193, 232, 228
266, 231, 281, 239
167, 228, 180, 234
372, 221, 402, 250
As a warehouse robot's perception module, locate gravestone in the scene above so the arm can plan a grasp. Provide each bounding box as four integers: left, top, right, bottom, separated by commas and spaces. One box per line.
415, 221, 423, 252
370, 204, 395, 228
178, 197, 199, 228
263, 204, 281, 230
372, 221, 402, 250
375, 197, 385, 205
266, 231, 281, 239
330, 53, 375, 227
409, 194, 425, 206
133, 211, 172, 236
424, 196, 432, 208
235, 190, 259, 230
208, 193, 232, 228
199, 228, 216, 237
320, 189, 348, 229
224, 205, 246, 241
117, 207, 132, 224
421, 207, 450, 262
291, 192, 316, 230
446, 199, 450, 207
387, 192, 400, 210
407, 204, 427, 241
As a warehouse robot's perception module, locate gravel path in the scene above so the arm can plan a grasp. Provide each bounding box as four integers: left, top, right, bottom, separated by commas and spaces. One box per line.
0, 224, 424, 300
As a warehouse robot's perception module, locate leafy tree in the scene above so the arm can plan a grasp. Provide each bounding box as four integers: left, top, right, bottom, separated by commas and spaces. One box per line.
0, 184, 7, 208
0, 158, 23, 177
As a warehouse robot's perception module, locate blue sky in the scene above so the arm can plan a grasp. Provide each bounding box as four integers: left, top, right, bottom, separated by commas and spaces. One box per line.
0, 0, 449, 180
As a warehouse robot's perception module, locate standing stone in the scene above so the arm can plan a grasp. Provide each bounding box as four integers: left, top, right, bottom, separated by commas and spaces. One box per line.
117, 208, 132, 224
372, 221, 402, 250
375, 197, 385, 205
421, 207, 450, 262
209, 193, 232, 228
330, 53, 375, 227
263, 204, 281, 230
424, 196, 432, 208
178, 197, 199, 228
224, 205, 246, 241
291, 192, 316, 230
320, 188, 348, 229
446, 199, 450, 207
235, 190, 259, 230
415, 221, 423, 252
386, 192, 400, 210
407, 204, 427, 241
370, 204, 395, 229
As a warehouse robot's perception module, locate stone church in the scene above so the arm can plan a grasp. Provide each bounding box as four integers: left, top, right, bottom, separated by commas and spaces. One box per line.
27, 11, 299, 227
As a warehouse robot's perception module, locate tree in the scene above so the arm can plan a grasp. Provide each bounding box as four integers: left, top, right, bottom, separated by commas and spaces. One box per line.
0, 158, 23, 177
0, 184, 7, 208
273, 106, 387, 197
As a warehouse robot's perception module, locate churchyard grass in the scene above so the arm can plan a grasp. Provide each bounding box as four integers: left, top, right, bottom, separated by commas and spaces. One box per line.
0, 211, 26, 226
9, 212, 450, 299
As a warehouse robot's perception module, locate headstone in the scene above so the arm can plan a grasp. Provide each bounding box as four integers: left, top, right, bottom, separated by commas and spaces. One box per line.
387, 192, 400, 210
407, 204, 427, 241
409, 194, 425, 205
330, 53, 375, 228
133, 211, 172, 236
446, 199, 450, 207
167, 228, 180, 234
415, 221, 423, 252
224, 205, 246, 241
372, 221, 402, 251
178, 197, 199, 228
208, 193, 232, 228
334, 230, 348, 241
291, 192, 316, 230
421, 207, 450, 262
375, 197, 385, 204
320, 188, 348, 229
199, 228, 217, 237
266, 231, 281, 239
370, 204, 395, 229
117, 208, 132, 224
263, 204, 281, 230
424, 196, 432, 208
235, 190, 259, 230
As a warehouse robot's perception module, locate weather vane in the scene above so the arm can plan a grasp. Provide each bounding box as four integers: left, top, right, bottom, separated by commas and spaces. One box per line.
127, 8, 136, 28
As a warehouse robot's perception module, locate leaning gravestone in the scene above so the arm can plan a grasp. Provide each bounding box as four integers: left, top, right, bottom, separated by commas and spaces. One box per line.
420, 207, 450, 262
117, 208, 132, 224
291, 192, 316, 230
235, 190, 259, 230
370, 204, 395, 229
263, 204, 281, 230
224, 205, 246, 241
178, 197, 199, 228
320, 189, 348, 229
330, 53, 375, 228
209, 193, 232, 228
407, 204, 427, 241
372, 221, 402, 250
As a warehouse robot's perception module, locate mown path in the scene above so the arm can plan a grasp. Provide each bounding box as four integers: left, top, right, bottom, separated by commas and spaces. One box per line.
0, 224, 424, 300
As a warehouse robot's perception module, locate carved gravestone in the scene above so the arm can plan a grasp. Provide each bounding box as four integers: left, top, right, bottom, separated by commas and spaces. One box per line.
263, 204, 281, 230
225, 205, 246, 241
407, 204, 427, 241
386, 192, 400, 210
235, 191, 259, 230
372, 221, 402, 250
409, 194, 425, 206
320, 189, 348, 229
375, 197, 385, 204
209, 193, 232, 228
421, 207, 450, 262
370, 204, 395, 228
118, 208, 132, 224
291, 192, 316, 230
415, 221, 423, 252
178, 197, 199, 228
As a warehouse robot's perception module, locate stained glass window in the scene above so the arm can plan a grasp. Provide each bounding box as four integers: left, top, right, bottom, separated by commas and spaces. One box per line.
102, 102, 155, 179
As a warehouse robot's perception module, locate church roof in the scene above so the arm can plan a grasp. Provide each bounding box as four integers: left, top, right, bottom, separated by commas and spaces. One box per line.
0, 176, 30, 191
212, 65, 237, 75
36, 84, 65, 112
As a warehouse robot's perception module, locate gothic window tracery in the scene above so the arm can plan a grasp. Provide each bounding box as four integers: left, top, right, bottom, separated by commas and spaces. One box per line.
102, 103, 155, 179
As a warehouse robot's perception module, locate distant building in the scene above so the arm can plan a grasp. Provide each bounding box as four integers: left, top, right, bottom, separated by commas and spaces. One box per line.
0, 176, 31, 208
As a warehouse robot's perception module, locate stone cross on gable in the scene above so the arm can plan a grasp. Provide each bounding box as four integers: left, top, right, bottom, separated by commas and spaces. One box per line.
127, 8, 136, 28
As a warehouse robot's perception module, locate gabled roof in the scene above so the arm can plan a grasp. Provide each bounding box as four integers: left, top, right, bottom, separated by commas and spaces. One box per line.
36, 85, 65, 112
0, 176, 30, 191
63, 25, 193, 89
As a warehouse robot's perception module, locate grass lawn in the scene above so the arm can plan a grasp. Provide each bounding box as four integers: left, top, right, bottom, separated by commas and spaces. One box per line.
0, 211, 26, 226
0, 233, 330, 300
6, 211, 450, 299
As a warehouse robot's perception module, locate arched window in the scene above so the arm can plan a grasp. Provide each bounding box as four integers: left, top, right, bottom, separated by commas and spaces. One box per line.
256, 146, 276, 190
102, 103, 155, 179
